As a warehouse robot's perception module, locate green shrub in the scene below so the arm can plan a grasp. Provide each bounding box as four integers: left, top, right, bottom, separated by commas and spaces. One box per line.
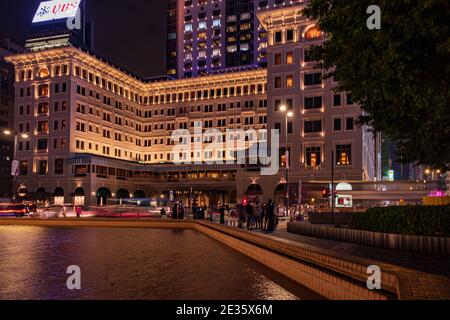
351, 205, 450, 236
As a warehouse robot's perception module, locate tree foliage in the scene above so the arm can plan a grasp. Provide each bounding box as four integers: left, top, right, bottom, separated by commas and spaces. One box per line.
304, 0, 450, 169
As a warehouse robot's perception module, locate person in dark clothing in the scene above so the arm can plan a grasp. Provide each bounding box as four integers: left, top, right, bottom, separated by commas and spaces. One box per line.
219, 206, 225, 224
246, 203, 254, 230
178, 202, 185, 219
172, 202, 178, 219
160, 207, 166, 218
266, 199, 276, 232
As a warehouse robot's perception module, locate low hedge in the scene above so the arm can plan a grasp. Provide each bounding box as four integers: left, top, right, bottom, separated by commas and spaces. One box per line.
351, 205, 450, 236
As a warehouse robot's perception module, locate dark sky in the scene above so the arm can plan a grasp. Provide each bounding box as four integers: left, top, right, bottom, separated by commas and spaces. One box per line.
0, 0, 166, 77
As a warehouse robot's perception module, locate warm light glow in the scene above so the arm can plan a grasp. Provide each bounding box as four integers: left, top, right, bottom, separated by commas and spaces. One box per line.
3, 130, 11, 135
287, 111, 294, 118
21, 133, 29, 139
279, 105, 287, 112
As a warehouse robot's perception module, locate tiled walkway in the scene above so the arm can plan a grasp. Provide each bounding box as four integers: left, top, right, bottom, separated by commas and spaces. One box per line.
255, 223, 450, 278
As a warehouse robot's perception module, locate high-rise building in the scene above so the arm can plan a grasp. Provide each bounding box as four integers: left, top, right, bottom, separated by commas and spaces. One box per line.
165, 0, 305, 78
0, 39, 25, 198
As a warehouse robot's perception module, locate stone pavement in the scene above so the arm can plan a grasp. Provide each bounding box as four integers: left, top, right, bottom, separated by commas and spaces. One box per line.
261, 223, 450, 278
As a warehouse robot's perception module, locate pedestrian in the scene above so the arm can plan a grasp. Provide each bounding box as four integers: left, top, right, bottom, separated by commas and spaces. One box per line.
172, 202, 178, 219
160, 207, 166, 219
219, 205, 225, 224
266, 199, 276, 232
237, 201, 246, 228
76, 206, 82, 218
246, 203, 254, 230
178, 202, 185, 219
229, 207, 237, 227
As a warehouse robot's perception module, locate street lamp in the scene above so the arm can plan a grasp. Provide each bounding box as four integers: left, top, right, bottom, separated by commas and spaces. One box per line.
2, 129, 29, 201
279, 105, 294, 219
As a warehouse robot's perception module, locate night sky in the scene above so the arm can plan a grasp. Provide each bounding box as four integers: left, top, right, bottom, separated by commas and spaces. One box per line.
0, 0, 166, 77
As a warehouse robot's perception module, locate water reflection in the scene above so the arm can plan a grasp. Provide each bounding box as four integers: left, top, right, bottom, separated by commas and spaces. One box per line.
0, 226, 321, 300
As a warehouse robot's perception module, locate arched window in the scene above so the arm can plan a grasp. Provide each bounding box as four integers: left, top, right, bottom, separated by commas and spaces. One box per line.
304, 26, 322, 40
38, 68, 49, 78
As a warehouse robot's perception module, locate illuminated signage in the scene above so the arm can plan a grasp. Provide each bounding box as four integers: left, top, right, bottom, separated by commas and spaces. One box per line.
32, 0, 81, 23
335, 195, 353, 208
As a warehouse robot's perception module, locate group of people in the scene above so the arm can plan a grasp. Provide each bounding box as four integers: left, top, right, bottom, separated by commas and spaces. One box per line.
162, 199, 280, 233
225, 199, 279, 232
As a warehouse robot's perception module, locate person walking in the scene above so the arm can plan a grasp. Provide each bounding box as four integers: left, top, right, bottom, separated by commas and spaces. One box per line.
237, 201, 246, 228
266, 199, 276, 232
219, 205, 225, 224
76, 206, 82, 218
172, 202, 178, 219
160, 207, 166, 219
229, 207, 237, 227
178, 202, 185, 220
246, 203, 254, 230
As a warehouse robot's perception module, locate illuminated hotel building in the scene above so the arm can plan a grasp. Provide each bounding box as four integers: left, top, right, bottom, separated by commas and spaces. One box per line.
166, 0, 306, 78
6, 2, 376, 206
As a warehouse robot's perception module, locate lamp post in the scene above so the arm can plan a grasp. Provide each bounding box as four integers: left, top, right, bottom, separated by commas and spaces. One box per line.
3, 129, 29, 201
279, 105, 294, 219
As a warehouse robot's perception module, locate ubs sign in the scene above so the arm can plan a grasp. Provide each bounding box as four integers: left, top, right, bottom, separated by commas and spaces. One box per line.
32, 0, 81, 23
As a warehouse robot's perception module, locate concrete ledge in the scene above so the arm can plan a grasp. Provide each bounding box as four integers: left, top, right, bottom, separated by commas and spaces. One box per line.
0, 218, 196, 229
288, 222, 450, 255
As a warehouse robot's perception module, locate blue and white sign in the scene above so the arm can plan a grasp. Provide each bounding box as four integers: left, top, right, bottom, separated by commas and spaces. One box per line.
32, 0, 81, 23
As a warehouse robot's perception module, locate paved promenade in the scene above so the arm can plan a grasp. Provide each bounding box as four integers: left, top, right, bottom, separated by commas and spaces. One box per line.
261, 223, 450, 278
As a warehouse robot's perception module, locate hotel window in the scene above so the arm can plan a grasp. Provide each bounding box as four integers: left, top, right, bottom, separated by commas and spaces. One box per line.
347, 94, 354, 105
336, 144, 352, 165
274, 76, 282, 89
54, 159, 64, 175
38, 160, 47, 175
304, 26, 322, 40
227, 15, 237, 22
185, 53, 193, 60
346, 117, 354, 130
286, 29, 294, 41
212, 49, 220, 56
274, 53, 282, 65
38, 102, 49, 114
286, 52, 294, 64
198, 32, 207, 40
227, 45, 237, 53
38, 84, 49, 97
304, 96, 322, 110
19, 161, 28, 176
333, 94, 341, 106
306, 147, 321, 166
275, 31, 282, 43
304, 73, 322, 86
286, 75, 294, 88
213, 19, 221, 28
304, 120, 322, 133
37, 121, 48, 133
241, 12, 251, 20
274, 99, 282, 111
304, 49, 314, 62
241, 43, 250, 51
334, 118, 342, 131
287, 122, 293, 134
286, 98, 293, 110
199, 51, 207, 58
199, 21, 207, 30
37, 139, 48, 151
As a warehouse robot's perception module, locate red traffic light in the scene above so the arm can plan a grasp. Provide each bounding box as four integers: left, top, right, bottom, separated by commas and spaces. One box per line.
322, 188, 331, 198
